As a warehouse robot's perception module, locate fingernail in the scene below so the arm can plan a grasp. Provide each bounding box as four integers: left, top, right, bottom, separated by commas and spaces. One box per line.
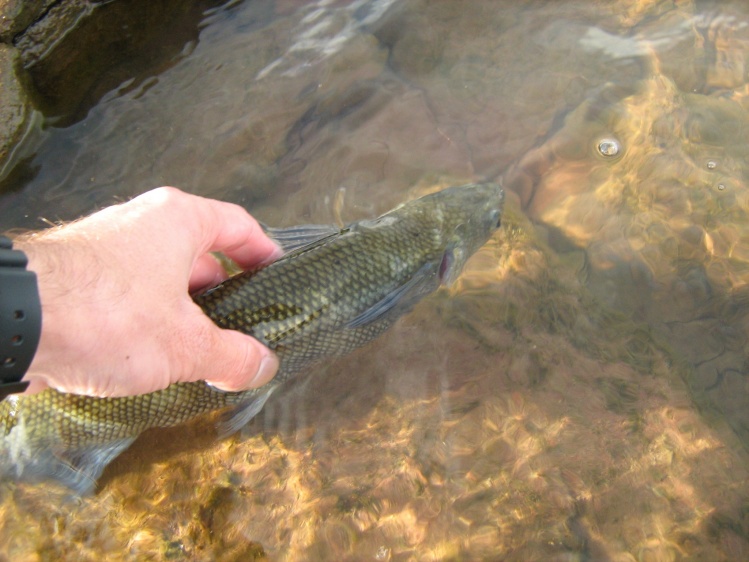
251, 352, 279, 387
270, 242, 285, 261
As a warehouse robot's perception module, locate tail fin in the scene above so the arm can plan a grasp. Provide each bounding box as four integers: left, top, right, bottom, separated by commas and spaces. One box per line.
1, 431, 135, 494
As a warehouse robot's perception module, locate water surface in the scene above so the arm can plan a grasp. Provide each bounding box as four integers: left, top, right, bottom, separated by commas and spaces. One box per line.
2, 0, 749, 560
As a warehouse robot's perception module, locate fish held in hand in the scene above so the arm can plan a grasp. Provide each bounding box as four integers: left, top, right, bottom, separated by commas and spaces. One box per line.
0, 183, 504, 492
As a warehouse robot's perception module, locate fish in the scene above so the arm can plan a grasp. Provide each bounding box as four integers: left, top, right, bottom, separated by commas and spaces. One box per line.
0, 182, 504, 493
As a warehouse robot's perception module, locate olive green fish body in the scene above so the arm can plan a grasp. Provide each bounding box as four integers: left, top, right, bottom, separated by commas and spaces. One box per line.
0, 183, 504, 491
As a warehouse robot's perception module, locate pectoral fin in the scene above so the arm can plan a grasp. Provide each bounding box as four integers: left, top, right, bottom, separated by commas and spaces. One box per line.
438, 247, 465, 286
345, 262, 439, 329
218, 385, 276, 437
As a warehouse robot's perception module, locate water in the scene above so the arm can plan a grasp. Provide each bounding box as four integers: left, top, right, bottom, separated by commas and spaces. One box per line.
2, 0, 749, 559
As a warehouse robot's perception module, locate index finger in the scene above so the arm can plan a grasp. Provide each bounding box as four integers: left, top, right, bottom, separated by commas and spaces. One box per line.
186, 191, 283, 269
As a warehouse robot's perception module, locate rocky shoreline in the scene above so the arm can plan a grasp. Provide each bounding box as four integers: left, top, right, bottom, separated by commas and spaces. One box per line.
0, 0, 223, 171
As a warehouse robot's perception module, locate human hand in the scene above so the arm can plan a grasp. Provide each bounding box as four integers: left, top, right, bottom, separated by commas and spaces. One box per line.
14, 187, 282, 398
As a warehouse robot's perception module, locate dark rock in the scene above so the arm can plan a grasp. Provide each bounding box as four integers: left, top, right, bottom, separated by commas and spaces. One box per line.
0, 0, 55, 43
14, 0, 226, 124
0, 43, 30, 167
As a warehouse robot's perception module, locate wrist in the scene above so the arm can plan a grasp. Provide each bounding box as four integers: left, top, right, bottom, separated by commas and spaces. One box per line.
12, 232, 91, 393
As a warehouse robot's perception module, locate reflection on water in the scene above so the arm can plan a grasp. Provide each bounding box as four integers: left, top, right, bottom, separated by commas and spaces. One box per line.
3, 0, 749, 559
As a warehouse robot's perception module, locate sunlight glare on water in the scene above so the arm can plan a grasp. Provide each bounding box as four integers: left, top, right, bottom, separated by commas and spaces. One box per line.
2, 0, 749, 560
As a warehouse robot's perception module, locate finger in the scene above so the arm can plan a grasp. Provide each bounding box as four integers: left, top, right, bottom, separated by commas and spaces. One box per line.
192, 195, 282, 269
128, 187, 282, 269
217, 217, 283, 269
189, 253, 228, 293
188, 319, 279, 391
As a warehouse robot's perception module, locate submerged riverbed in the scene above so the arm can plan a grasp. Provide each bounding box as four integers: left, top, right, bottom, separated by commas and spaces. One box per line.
2, 0, 749, 560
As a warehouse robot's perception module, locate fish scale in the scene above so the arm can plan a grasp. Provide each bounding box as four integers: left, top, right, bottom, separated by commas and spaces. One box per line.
0, 182, 503, 492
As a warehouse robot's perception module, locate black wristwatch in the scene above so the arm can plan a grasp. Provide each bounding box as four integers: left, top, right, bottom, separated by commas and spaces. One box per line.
0, 235, 41, 400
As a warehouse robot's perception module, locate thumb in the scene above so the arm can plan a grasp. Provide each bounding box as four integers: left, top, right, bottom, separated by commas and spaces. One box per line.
193, 324, 279, 391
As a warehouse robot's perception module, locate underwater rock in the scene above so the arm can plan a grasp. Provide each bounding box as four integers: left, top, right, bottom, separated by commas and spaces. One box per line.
502, 63, 749, 445
276, 77, 474, 212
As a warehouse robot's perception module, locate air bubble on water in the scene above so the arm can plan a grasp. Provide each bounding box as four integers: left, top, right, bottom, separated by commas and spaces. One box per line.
597, 138, 620, 157
707, 160, 717, 170
717, 183, 726, 191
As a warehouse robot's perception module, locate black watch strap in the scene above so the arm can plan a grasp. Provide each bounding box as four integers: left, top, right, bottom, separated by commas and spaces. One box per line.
0, 235, 41, 400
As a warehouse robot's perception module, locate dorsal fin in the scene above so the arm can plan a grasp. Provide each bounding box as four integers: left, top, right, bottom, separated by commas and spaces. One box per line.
262, 224, 344, 255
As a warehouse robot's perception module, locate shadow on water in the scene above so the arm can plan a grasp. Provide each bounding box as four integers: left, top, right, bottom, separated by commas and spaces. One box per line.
0, 155, 40, 198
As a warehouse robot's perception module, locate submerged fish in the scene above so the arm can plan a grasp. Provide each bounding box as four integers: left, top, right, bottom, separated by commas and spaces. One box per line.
0, 183, 504, 492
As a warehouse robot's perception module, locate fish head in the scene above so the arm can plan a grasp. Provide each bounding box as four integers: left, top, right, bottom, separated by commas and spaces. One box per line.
420, 182, 504, 286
